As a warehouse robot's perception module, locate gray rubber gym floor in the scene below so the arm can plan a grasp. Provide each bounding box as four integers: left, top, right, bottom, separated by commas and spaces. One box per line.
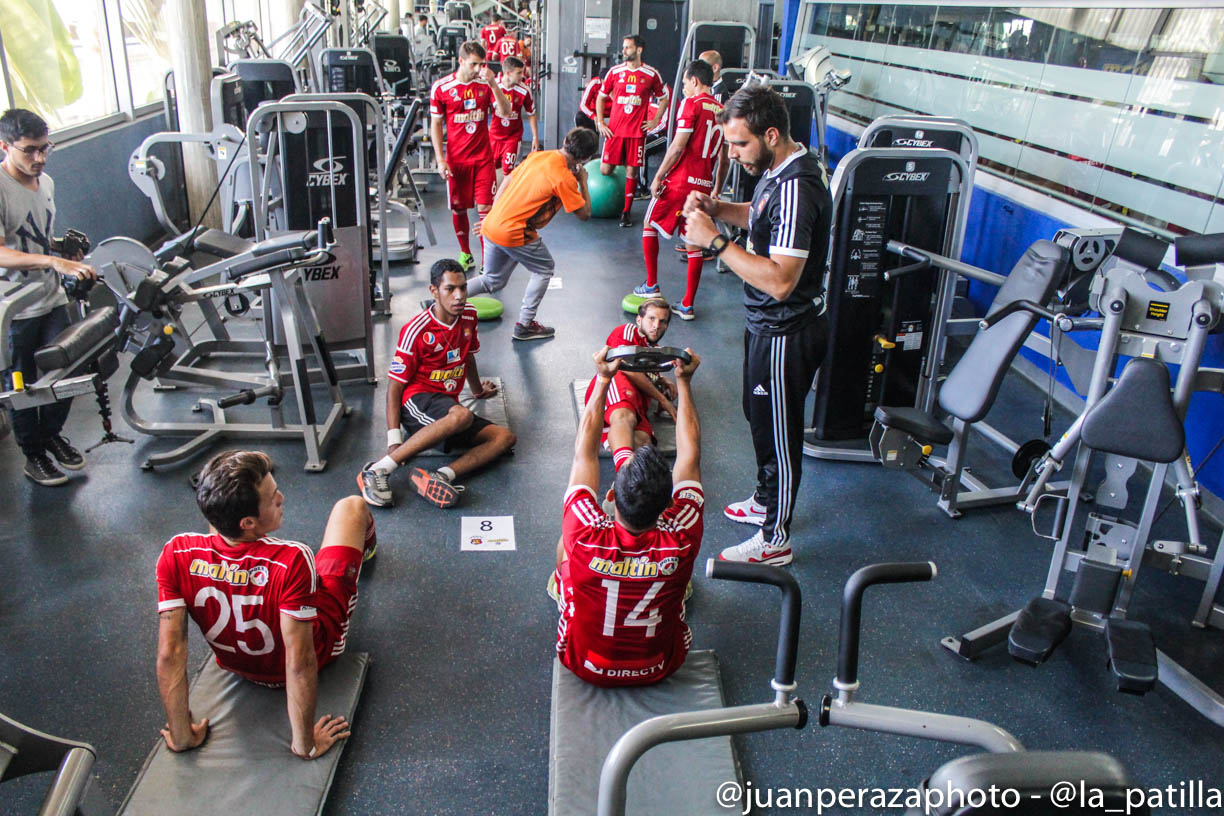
2, 187, 1222, 814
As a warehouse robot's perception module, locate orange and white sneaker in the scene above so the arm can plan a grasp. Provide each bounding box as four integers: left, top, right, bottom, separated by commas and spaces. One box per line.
409, 467, 463, 508
724, 495, 766, 525
718, 530, 792, 566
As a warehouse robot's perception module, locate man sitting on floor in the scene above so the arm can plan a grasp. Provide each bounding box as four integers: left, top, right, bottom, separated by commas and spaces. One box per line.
359, 259, 516, 508
584, 298, 677, 473
554, 345, 702, 687
155, 450, 376, 759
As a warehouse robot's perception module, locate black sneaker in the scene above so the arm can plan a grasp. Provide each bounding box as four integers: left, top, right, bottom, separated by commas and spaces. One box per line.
45, 435, 85, 470
25, 453, 68, 486
513, 320, 555, 341
618, 212, 633, 228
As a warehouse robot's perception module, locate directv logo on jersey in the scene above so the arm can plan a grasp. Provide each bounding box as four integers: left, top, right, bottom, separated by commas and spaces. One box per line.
189, 559, 264, 586
583, 658, 666, 678
307, 156, 349, 187
588, 555, 660, 578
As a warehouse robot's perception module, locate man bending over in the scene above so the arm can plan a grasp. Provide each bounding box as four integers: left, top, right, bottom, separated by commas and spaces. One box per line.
554, 346, 702, 687
359, 259, 516, 508
583, 298, 676, 472
155, 450, 376, 759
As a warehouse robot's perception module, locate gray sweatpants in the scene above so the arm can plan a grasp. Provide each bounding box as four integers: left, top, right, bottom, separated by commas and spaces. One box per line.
466, 238, 554, 325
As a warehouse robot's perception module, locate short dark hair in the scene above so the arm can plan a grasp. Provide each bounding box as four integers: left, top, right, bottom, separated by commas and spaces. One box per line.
718, 84, 790, 138
637, 297, 670, 318
614, 445, 673, 530
196, 450, 272, 539
460, 40, 487, 59
624, 34, 645, 50
502, 55, 524, 71
684, 59, 714, 88
562, 126, 598, 162
430, 258, 467, 286
0, 109, 49, 144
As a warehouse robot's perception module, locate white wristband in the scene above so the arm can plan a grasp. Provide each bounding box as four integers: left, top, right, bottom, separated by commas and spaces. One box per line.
387, 428, 404, 446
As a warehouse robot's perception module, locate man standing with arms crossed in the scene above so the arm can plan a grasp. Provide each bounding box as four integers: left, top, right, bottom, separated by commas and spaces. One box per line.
681, 85, 831, 565
634, 60, 728, 320
596, 35, 669, 229
430, 41, 512, 272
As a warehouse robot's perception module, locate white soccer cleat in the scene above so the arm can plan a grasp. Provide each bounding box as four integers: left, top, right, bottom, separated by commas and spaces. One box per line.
718, 530, 793, 566
724, 495, 766, 525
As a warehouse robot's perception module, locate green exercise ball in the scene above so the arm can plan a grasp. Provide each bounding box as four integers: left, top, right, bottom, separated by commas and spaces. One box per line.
622, 293, 647, 314
585, 160, 626, 219
468, 296, 504, 320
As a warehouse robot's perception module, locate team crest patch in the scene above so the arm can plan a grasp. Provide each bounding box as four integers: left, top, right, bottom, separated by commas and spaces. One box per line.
659, 557, 679, 576
249, 566, 269, 586
389, 360, 406, 375
423, 331, 436, 345
447, 348, 461, 363
445, 379, 459, 392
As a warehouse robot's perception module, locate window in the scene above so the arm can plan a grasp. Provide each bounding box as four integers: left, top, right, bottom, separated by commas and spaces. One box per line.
2, 0, 120, 131
796, 3, 1224, 236
121, 0, 173, 107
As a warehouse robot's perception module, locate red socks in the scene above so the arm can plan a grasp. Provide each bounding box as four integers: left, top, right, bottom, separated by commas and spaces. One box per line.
613, 447, 633, 471
642, 230, 659, 288
452, 211, 471, 255
623, 176, 636, 214
683, 249, 704, 308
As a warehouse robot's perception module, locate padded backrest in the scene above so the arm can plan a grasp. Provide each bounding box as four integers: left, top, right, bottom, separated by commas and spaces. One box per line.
910, 751, 1146, 815
34, 306, 119, 373
938, 240, 1068, 422
1081, 358, 1184, 463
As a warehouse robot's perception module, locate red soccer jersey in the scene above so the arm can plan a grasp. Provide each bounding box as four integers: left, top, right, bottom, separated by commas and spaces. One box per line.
488, 80, 534, 140
480, 22, 505, 53
430, 73, 496, 164
599, 63, 667, 138
496, 36, 523, 63
668, 92, 725, 190
556, 482, 704, 686
388, 305, 481, 400
156, 533, 318, 686
584, 322, 656, 406
579, 78, 603, 120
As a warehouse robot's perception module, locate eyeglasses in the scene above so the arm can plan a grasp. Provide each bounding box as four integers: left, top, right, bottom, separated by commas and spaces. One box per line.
12, 142, 54, 158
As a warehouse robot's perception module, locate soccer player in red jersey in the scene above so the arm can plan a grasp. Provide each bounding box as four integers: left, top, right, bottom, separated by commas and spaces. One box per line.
358, 258, 515, 509
636, 60, 728, 321
595, 34, 669, 228
554, 345, 702, 687
155, 450, 376, 759
430, 41, 512, 272
494, 30, 524, 66
488, 55, 538, 186
479, 17, 505, 54
582, 299, 677, 472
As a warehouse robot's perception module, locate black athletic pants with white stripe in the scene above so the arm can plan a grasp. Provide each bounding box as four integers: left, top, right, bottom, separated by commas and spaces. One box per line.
742, 317, 827, 548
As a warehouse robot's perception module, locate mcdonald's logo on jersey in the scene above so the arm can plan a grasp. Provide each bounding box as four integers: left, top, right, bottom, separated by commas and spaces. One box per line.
463, 88, 475, 99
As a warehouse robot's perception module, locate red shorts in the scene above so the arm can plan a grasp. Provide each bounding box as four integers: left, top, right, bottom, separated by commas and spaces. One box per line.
585, 373, 653, 447
491, 137, 522, 174
312, 544, 363, 666
446, 159, 496, 210
644, 183, 700, 240
601, 135, 644, 168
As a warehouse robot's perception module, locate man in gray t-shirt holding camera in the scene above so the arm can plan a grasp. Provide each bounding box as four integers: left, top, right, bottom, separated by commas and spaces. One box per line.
0, 108, 97, 485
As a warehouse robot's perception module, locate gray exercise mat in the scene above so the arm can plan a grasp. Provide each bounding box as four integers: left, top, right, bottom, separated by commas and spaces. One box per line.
548, 650, 741, 816
119, 651, 369, 816
418, 376, 510, 456
570, 379, 677, 456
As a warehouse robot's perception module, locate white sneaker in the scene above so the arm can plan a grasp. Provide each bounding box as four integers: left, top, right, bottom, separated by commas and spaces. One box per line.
724, 495, 766, 525
718, 530, 793, 566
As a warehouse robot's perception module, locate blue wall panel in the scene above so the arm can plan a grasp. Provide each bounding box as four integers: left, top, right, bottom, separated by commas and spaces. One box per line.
825, 124, 1224, 497
52, 114, 166, 244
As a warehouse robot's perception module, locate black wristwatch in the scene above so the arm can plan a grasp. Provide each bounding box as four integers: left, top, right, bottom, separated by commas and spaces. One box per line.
708, 234, 730, 256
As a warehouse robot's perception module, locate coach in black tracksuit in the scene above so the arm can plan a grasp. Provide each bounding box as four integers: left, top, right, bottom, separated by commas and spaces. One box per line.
682, 84, 831, 565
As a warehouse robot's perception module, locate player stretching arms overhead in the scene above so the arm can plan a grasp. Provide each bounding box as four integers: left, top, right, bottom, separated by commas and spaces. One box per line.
430, 40, 512, 272
635, 60, 727, 321
595, 34, 669, 229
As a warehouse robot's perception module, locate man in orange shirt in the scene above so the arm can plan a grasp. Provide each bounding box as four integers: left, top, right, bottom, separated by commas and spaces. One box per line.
469, 127, 596, 341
